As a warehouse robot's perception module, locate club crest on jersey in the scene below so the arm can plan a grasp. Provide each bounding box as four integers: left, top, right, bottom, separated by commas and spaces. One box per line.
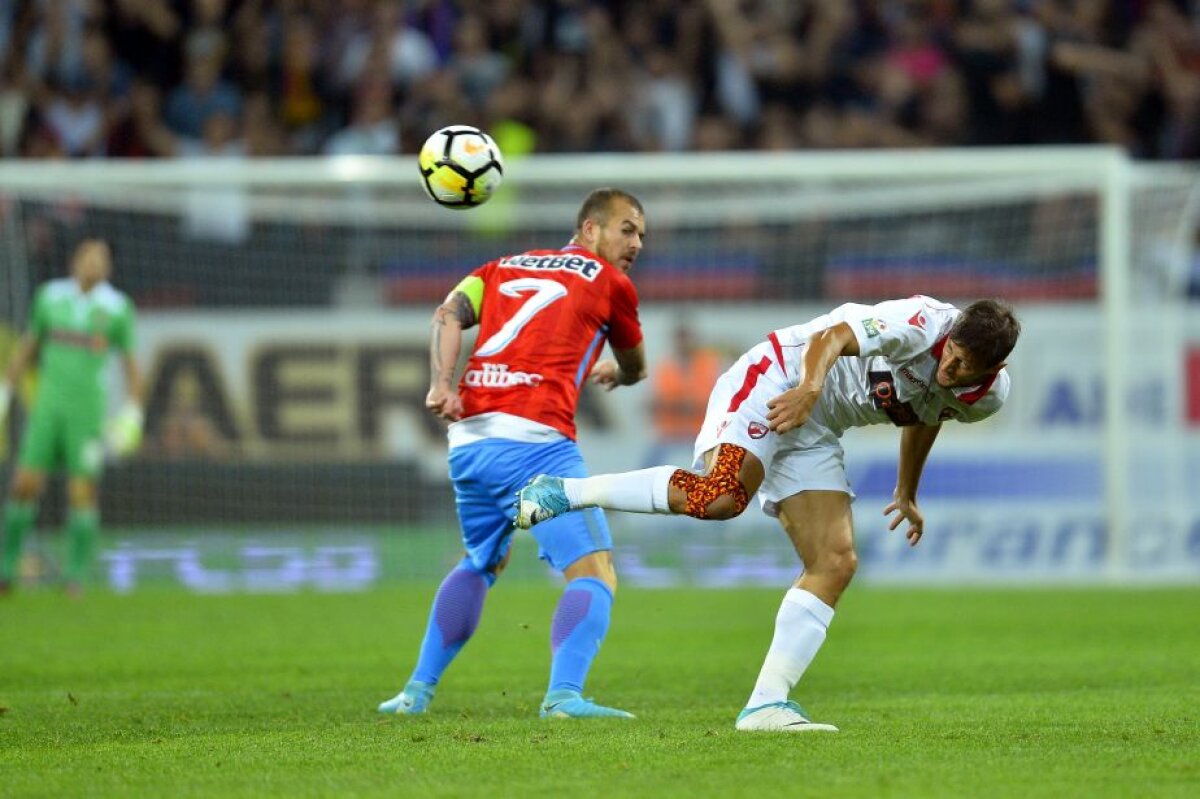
747, 421, 769, 439
861, 318, 887, 338
463, 363, 543, 388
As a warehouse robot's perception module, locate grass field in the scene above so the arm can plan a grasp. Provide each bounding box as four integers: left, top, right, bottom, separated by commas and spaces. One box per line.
1, 583, 1197, 798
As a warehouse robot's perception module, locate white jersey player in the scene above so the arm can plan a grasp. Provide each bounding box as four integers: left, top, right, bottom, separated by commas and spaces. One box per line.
515, 296, 1021, 733
694, 296, 1009, 517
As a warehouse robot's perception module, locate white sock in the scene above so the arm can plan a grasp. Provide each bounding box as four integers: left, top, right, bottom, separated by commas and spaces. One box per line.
746, 588, 834, 708
561, 466, 675, 514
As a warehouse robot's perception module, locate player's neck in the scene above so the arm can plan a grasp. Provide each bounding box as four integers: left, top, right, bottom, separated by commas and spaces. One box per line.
75, 277, 101, 294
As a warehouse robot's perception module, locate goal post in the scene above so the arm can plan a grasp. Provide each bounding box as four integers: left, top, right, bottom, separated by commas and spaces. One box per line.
0, 147, 1196, 590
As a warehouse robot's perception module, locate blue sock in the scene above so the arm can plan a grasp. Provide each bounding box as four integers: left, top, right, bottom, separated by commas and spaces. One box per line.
548, 577, 614, 695
410, 560, 493, 686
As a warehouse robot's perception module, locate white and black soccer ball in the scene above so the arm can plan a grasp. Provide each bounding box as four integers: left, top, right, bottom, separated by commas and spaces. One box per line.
417, 125, 505, 209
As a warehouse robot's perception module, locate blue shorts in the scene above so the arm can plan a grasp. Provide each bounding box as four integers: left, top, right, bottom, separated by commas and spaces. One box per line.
447, 437, 612, 573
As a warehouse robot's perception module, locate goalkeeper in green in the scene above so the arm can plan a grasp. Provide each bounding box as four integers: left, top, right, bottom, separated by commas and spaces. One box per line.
0, 236, 143, 594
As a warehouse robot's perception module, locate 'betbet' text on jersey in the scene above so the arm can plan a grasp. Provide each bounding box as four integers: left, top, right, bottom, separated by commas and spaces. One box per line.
498, 253, 603, 281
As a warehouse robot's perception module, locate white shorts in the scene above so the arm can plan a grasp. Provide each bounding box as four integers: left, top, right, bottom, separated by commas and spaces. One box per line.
691, 350, 854, 518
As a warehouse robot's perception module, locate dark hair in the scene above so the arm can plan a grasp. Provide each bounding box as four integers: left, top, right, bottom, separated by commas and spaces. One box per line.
575, 188, 644, 232
948, 299, 1020, 367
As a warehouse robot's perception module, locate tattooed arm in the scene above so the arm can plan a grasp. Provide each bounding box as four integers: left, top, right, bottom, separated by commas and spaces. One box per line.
425, 290, 477, 422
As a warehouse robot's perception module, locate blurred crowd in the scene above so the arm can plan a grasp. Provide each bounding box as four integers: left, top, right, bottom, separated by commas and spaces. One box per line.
0, 0, 1198, 160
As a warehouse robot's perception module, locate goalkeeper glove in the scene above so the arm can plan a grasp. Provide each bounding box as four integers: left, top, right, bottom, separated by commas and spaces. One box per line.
106, 402, 144, 456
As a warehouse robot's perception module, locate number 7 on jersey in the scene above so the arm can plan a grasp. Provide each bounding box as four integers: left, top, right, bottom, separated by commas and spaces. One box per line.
473, 278, 568, 357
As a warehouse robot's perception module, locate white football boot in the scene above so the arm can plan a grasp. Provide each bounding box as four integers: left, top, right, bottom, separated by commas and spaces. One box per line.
735, 700, 839, 732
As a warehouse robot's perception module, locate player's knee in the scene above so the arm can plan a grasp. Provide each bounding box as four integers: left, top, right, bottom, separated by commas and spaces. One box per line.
669, 465, 751, 521
813, 544, 857, 587
563, 551, 618, 594
67, 481, 98, 509
11, 472, 44, 502
703, 492, 749, 520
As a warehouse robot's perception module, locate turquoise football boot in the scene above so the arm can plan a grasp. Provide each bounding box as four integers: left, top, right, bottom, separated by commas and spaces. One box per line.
515, 475, 571, 529
378, 680, 435, 715
539, 689, 635, 719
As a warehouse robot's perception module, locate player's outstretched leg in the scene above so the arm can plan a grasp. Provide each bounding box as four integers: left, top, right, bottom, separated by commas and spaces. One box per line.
378, 558, 493, 715
515, 464, 678, 529
516, 447, 761, 529
735, 700, 838, 732
540, 576, 633, 720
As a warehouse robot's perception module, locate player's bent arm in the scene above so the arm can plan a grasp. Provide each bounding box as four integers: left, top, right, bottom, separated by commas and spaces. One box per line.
121, 354, 145, 407
1, 335, 38, 419
612, 342, 647, 386
3, 334, 38, 388
894, 422, 941, 500
429, 291, 475, 390
800, 322, 860, 390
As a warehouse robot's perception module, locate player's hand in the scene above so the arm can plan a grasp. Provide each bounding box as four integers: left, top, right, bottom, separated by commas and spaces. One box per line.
425, 385, 463, 422
884, 491, 924, 547
765, 384, 820, 433
0, 382, 10, 425
589, 359, 622, 392
106, 401, 144, 457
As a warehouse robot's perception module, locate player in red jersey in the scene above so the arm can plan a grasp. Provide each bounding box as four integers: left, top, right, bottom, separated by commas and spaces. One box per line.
379, 189, 648, 719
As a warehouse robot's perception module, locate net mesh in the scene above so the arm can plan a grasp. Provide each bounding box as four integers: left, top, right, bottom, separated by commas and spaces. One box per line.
0, 152, 1196, 589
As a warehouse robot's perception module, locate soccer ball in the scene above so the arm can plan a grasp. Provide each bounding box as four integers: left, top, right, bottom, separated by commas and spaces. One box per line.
418, 126, 505, 209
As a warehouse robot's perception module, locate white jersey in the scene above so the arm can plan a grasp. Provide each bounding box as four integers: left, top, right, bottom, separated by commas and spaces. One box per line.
693, 296, 1010, 516
755, 296, 1009, 434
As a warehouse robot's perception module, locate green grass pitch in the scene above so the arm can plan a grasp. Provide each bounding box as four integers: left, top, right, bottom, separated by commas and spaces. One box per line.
1, 584, 1197, 798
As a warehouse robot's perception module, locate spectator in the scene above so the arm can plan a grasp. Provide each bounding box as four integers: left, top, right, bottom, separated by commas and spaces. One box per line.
0, 0, 1197, 160
334, 0, 437, 94
274, 13, 326, 152
24, 0, 92, 89
165, 49, 241, 138
42, 75, 105, 157
0, 49, 29, 157
323, 75, 398, 156
450, 14, 510, 108
105, 77, 161, 157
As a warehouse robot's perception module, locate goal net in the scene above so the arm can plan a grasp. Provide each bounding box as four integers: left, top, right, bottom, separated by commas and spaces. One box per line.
0, 147, 1196, 590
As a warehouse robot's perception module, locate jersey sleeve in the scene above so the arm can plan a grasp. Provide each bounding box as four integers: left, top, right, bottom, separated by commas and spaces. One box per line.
846, 298, 942, 363
110, 296, 136, 354
606, 274, 643, 350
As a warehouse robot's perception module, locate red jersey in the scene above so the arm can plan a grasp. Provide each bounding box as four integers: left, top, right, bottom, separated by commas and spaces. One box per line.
458, 244, 643, 439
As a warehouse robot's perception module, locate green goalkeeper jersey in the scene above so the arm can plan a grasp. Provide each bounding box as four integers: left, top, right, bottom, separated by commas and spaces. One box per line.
30, 278, 136, 409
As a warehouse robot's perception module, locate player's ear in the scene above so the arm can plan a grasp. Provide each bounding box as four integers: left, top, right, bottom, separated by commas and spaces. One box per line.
579, 217, 597, 242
